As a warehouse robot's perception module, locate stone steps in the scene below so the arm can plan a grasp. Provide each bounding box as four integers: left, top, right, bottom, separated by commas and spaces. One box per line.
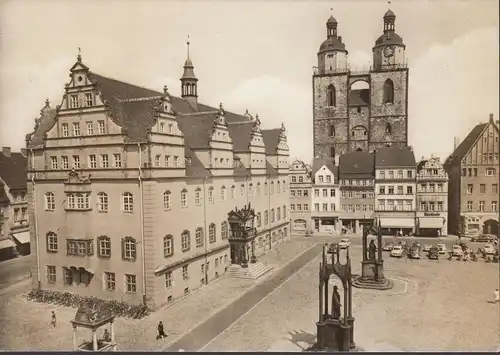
225, 261, 274, 280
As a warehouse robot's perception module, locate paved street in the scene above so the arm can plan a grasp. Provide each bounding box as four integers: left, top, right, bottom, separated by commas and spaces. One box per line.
0, 255, 32, 290
200, 244, 499, 352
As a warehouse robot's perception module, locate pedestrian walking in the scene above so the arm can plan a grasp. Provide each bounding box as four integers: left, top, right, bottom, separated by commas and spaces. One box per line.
51, 311, 57, 328
157, 321, 167, 340
494, 289, 499, 304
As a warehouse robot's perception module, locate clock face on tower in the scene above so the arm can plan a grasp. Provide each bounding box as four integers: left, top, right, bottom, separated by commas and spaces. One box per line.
383, 46, 395, 58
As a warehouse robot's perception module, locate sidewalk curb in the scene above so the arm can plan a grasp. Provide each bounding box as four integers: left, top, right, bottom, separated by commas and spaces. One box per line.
159, 242, 319, 351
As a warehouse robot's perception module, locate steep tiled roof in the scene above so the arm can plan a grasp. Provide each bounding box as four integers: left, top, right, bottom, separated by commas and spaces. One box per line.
445, 123, 488, 165
0, 184, 9, 203
311, 157, 336, 176
184, 147, 211, 178
348, 89, 370, 106
227, 121, 254, 152
339, 151, 374, 176
265, 161, 278, 177
177, 112, 218, 149
261, 129, 281, 155
375, 146, 416, 168
0, 152, 27, 190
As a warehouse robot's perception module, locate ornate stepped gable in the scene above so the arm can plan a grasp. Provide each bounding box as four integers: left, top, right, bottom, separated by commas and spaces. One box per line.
26, 58, 288, 174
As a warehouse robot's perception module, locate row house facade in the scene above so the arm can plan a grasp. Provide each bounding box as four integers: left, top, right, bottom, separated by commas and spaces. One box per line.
0, 148, 31, 260
311, 158, 340, 234
26, 52, 290, 309
289, 160, 313, 232
374, 146, 417, 235
338, 151, 375, 236
445, 114, 499, 236
416, 155, 448, 236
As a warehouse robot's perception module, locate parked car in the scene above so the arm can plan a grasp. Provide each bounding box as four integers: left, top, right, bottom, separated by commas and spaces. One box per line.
428, 247, 439, 260
408, 245, 420, 259
471, 234, 494, 243
452, 245, 463, 257
422, 244, 432, 252
339, 239, 351, 249
437, 243, 447, 254
484, 243, 496, 255
390, 245, 404, 258
382, 242, 394, 251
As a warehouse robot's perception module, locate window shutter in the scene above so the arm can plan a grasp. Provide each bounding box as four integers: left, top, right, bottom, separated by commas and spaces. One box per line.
121, 238, 125, 260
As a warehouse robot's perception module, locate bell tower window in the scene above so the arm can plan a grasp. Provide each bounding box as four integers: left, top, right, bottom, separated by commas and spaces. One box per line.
383, 79, 394, 104
328, 125, 335, 137
385, 123, 392, 135
327, 85, 336, 107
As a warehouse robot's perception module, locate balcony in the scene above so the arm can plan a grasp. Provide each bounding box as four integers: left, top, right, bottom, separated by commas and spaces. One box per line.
313, 63, 408, 76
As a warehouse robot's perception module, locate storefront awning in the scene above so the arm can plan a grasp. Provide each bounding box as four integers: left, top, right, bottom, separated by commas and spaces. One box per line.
419, 218, 444, 229
0, 238, 16, 250
12, 231, 30, 244
379, 218, 414, 229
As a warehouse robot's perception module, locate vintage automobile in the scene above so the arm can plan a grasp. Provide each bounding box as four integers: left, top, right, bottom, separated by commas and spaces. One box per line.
382, 242, 394, 251
484, 243, 496, 255
471, 234, 494, 243
428, 247, 439, 260
339, 239, 351, 249
422, 244, 432, 252
437, 243, 447, 254
452, 245, 464, 257
390, 245, 404, 258
409, 246, 421, 259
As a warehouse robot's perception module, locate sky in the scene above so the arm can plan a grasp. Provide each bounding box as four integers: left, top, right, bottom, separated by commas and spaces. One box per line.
0, 0, 498, 163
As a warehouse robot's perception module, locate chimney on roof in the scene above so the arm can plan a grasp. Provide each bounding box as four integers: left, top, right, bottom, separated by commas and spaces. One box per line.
2, 147, 11, 157
489, 113, 494, 123
21, 148, 27, 157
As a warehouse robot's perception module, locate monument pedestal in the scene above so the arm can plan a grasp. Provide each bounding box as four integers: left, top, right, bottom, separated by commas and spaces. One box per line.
347, 316, 355, 349
352, 260, 393, 290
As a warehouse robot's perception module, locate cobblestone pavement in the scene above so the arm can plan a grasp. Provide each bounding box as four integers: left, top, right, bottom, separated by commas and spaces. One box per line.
0, 255, 32, 289
202, 245, 500, 352
0, 238, 316, 351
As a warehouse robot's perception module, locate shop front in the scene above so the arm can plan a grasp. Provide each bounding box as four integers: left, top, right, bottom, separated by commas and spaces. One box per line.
416, 213, 446, 237
378, 216, 415, 236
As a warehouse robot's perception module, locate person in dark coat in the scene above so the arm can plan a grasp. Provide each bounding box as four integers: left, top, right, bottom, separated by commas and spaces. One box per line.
157, 321, 167, 340
51, 311, 57, 328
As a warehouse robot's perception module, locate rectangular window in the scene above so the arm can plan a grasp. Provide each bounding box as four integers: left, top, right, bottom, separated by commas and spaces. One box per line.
323, 189, 328, 197
397, 186, 403, 195
437, 184, 443, 193
104, 272, 116, 291
406, 186, 413, 195
314, 189, 319, 197
173, 156, 179, 167
330, 189, 335, 197
407, 170, 413, 179
479, 201, 485, 212
379, 187, 385, 195
85, 93, 93, 106
480, 184, 486, 194
326, 175, 331, 183
420, 201, 426, 211
99, 238, 111, 257
63, 267, 73, 285
467, 184, 473, 194
318, 176, 323, 183
98, 120, 105, 134
62, 123, 69, 137
467, 201, 473, 211
72, 122, 80, 136
51, 156, 58, 170
125, 274, 137, 293
379, 171, 385, 179
165, 271, 172, 288
397, 170, 403, 179
314, 203, 319, 211
322, 203, 328, 211
405, 201, 412, 211
100, 154, 109, 168
182, 265, 189, 280
388, 171, 394, 179
47, 266, 56, 283
492, 201, 498, 212
89, 154, 97, 168
388, 186, 394, 195
493, 184, 498, 194
436, 201, 443, 211
86, 121, 94, 135
72, 155, 80, 169
303, 204, 308, 211
70, 95, 79, 108
113, 154, 122, 168
387, 200, 394, 210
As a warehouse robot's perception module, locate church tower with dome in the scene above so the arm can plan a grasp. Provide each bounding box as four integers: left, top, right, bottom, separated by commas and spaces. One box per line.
312, 9, 409, 162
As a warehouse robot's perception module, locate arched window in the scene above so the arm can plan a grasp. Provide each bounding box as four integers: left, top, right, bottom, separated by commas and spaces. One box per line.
271, 209, 275, 222
327, 84, 336, 107
283, 205, 287, 218
122, 192, 134, 212
264, 182, 268, 195
180, 189, 188, 208
45, 192, 55, 211
97, 192, 108, 212
330, 147, 335, 158
46, 231, 58, 252
277, 181, 281, 193
195, 227, 204, 247
282, 180, 286, 192
270, 181, 275, 194
208, 187, 214, 204
164, 190, 171, 210
277, 207, 281, 220
209, 223, 216, 243
195, 188, 202, 206
385, 123, 392, 135
181, 230, 190, 251
383, 79, 394, 104
122, 236, 137, 260
230, 185, 236, 199
221, 221, 228, 239
220, 186, 226, 201
98, 235, 111, 258
248, 183, 253, 198
163, 234, 173, 257
329, 125, 335, 137
256, 182, 261, 196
